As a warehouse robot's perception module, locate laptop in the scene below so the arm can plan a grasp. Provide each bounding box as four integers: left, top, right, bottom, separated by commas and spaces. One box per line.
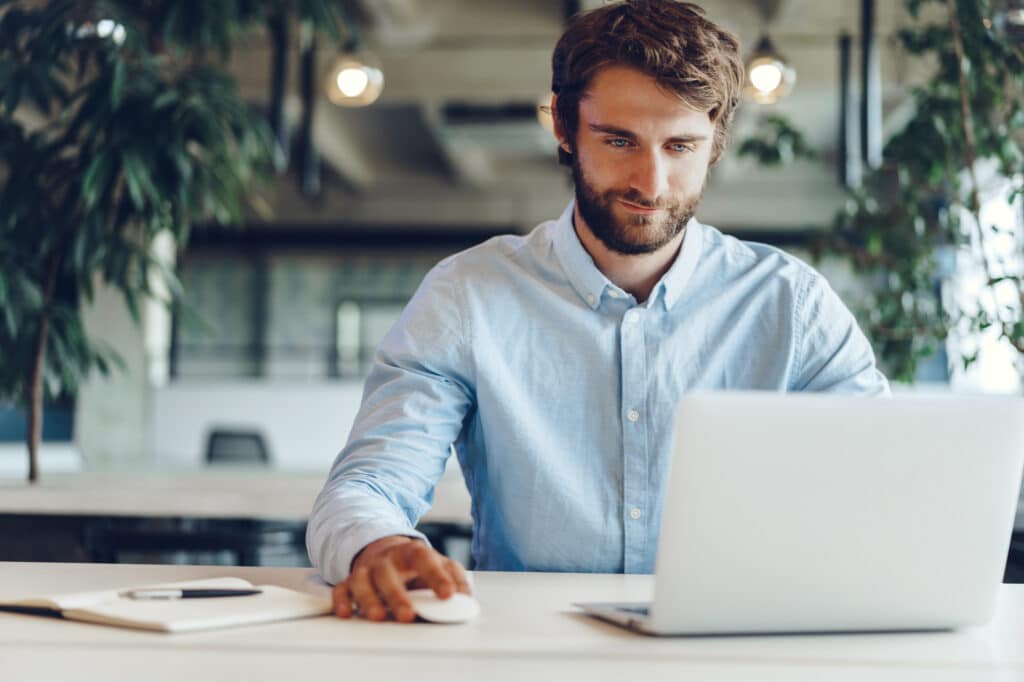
575, 391, 1024, 635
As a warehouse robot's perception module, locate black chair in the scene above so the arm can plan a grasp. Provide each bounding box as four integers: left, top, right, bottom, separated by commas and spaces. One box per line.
82, 429, 298, 566
205, 429, 271, 466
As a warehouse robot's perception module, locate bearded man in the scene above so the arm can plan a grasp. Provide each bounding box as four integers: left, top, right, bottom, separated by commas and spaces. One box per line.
308, 0, 889, 624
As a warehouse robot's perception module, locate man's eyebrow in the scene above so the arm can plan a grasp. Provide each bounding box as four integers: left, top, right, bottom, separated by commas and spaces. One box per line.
586, 123, 708, 143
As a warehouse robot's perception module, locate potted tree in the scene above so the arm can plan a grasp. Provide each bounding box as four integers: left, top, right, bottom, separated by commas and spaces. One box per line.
0, 0, 341, 481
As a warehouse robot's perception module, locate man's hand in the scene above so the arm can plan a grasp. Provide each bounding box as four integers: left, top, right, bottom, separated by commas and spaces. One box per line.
332, 536, 471, 623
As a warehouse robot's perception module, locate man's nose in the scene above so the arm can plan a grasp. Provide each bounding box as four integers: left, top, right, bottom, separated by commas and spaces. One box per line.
628, 149, 669, 200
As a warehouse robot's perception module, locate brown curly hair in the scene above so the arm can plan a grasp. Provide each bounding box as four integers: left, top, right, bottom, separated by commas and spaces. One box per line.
551, 0, 744, 166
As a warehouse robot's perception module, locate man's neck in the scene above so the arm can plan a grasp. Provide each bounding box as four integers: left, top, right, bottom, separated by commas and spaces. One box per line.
572, 205, 686, 304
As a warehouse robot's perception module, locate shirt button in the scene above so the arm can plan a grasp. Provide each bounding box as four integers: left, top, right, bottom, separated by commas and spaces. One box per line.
586, 294, 596, 306
627, 409, 640, 422
629, 507, 642, 520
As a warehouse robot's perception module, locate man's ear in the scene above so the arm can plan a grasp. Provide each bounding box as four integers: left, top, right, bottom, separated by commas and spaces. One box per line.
550, 94, 570, 152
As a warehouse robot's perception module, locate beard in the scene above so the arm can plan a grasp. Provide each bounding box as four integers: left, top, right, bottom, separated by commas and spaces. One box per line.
571, 157, 704, 256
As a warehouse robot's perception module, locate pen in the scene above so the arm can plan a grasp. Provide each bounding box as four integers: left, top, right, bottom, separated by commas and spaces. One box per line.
119, 588, 263, 600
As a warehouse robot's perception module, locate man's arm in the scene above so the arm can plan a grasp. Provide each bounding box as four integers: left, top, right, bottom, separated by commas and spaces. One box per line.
790, 269, 890, 395
306, 257, 475, 617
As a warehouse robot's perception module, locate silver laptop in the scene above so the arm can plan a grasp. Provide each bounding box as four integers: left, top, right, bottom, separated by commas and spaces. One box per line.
576, 391, 1024, 635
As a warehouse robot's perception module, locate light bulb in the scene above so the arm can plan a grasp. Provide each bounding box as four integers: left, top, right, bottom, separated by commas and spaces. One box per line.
337, 68, 369, 98
324, 53, 385, 108
743, 36, 796, 104
750, 63, 783, 93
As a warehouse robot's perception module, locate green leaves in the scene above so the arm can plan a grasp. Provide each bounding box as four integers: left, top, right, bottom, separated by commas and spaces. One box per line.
110, 57, 126, 108
0, 0, 350, 470
737, 114, 817, 167
823, 0, 1024, 382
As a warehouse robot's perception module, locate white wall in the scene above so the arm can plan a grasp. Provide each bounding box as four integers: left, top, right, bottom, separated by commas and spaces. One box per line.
149, 380, 367, 472
74, 279, 150, 468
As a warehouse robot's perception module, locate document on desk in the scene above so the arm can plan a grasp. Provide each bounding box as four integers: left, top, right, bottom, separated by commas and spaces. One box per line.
0, 577, 332, 633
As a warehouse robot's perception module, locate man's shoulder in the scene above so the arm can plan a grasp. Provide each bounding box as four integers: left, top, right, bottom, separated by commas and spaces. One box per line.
697, 221, 822, 288
431, 220, 556, 279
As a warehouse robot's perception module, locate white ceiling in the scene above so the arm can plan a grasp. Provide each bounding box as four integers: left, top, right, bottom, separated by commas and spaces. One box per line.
228, 0, 926, 233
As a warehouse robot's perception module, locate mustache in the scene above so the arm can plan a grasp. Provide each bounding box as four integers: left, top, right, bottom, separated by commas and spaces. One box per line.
610, 190, 670, 210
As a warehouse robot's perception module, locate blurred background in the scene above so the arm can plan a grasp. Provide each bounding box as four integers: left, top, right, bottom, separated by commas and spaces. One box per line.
1, 0, 1022, 574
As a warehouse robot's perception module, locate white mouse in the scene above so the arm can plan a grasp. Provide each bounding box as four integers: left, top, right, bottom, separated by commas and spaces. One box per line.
406, 589, 481, 624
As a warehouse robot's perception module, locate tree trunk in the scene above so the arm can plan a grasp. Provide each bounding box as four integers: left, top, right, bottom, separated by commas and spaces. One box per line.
25, 253, 61, 484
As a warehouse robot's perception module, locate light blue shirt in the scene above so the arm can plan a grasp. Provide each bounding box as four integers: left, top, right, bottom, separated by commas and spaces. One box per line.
307, 201, 889, 583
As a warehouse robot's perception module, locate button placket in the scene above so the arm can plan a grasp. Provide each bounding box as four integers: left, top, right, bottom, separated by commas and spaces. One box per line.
619, 306, 649, 573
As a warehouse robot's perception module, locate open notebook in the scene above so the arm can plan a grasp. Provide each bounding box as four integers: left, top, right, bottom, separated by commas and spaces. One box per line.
0, 577, 332, 633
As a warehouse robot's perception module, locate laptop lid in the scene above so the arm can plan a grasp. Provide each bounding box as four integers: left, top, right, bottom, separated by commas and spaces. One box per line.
647, 391, 1024, 635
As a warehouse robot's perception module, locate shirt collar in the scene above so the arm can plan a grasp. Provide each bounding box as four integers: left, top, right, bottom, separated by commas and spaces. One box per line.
657, 216, 704, 310
550, 199, 704, 311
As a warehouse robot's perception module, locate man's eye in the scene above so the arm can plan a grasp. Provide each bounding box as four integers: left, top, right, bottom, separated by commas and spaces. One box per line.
669, 143, 693, 153
607, 138, 630, 148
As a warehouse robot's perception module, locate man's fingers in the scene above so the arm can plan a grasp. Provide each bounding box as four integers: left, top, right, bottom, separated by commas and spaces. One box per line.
447, 558, 473, 595
332, 581, 354, 618
402, 543, 454, 598
371, 560, 416, 623
348, 566, 387, 621
336, 541, 470, 623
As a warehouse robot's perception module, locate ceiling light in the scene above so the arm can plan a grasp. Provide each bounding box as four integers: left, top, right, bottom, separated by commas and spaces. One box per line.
990, 0, 1024, 44
744, 35, 796, 104
324, 52, 384, 107
75, 18, 126, 45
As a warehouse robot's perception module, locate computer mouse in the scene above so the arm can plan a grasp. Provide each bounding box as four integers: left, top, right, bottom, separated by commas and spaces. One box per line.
406, 589, 481, 624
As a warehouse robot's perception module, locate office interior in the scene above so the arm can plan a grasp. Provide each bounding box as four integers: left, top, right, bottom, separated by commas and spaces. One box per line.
1, 0, 1023, 606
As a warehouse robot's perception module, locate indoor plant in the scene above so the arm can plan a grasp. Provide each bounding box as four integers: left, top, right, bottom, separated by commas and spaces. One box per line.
0, 0, 341, 481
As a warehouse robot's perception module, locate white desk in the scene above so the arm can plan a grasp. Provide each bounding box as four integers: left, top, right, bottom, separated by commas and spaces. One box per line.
1, 562, 1022, 682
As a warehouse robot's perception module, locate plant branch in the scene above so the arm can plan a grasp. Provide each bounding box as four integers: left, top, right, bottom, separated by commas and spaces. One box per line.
25, 248, 61, 484
947, 0, 1015, 333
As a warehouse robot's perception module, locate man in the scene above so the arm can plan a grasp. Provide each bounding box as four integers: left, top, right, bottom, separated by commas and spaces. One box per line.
307, 0, 889, 623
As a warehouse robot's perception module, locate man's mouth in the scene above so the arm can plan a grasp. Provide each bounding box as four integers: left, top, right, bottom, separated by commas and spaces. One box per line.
617, 199, 662, 215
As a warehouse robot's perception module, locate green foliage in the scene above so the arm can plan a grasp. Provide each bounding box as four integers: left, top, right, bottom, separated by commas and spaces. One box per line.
0, 1, 343, 464
818, 0, 1024, 382
737, 114, 817, 166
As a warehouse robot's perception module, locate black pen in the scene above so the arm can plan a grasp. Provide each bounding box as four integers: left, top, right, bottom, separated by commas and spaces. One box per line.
119, 588, 263, 600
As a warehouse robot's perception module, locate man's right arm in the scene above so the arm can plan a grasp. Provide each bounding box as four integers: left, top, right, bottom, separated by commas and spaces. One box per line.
306, 257, 475, 598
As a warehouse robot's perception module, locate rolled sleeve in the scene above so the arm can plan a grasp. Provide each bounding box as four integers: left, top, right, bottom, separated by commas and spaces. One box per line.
306, 258, 475, 584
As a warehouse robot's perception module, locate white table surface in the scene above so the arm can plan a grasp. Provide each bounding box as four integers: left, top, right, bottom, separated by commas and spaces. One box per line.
0, 562, 1022, 682
0, 466, 472, 525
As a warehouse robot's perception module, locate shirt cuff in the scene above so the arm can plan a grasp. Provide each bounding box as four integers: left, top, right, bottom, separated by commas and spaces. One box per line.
311, 520, 430, 585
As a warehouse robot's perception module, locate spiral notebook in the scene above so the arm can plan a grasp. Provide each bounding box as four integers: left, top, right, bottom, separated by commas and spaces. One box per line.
0, 577, 332, 633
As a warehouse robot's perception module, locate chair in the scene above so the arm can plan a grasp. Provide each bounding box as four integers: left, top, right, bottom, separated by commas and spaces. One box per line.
205, 429, 270, 466
83, 429, 298, 566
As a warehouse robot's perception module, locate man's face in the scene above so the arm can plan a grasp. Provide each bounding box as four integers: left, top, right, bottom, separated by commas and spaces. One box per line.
561, 65, 715, 255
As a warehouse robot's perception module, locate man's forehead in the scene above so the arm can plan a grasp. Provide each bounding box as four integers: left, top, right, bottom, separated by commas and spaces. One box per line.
579, 65, 713, 131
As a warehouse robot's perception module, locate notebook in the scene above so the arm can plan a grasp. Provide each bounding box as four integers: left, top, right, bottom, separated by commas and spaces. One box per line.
0, 577, 332, 633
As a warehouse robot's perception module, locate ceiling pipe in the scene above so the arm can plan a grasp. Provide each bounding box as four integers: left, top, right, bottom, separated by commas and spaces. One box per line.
267, 9, 289, 171
838, 31, 861, 188
860, 0, 883, 169
298, 21, 321, 198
